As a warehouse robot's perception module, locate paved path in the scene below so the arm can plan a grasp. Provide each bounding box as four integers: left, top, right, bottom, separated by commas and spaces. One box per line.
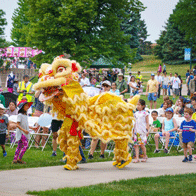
0, 156, 196, 195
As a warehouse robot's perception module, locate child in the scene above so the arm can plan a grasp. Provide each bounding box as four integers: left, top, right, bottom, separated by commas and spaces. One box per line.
178, 108, 196, 162
151, 111, 161, 132
154, 108, 177, 154
0, 104, 9, 157
133, 99, 149, 163
12, 100, 33, 164
160, 96, 169, 108
159, 101, 169, 117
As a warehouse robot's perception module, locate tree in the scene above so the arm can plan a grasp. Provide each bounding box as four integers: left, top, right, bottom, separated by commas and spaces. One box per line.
172, 0, 196, 42
12, 0, 144, 67
0, 9, 7, 48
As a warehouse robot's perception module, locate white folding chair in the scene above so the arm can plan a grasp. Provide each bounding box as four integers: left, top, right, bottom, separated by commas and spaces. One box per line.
8, 115, 18, 148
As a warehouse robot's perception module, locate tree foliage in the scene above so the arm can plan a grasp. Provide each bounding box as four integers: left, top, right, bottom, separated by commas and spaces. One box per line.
0, 9, 7, 48
11, 0, 144, 67
172, 0, 196, 42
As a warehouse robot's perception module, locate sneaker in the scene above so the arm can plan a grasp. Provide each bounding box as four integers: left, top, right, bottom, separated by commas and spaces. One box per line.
154, 149, 160, 153
12, 160, 17, 164
164, 149, 168, 154
188, 155, 192, 162
88, 154, 93, 159
3, 151, 7, 157
51, 152, 57, 157
182, 157, 188, 162
79, 160, 87, 164
100, 154, 105, 159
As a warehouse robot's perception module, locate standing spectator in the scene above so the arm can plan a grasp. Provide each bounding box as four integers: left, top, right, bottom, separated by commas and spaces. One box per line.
162, 71, 169, 96
172, 73, 181, 99
189, 73, 196, 98
168, 73, 173, 96
13, 79, 19, 96
90, 76, 96, 87
0, 93, 5, 107
186, 70, 190, 79
178, 75, 183, 97
127, 72, 132, 85
193, 66, 196, 75
110, 82, 120, 96
116, 73, 128, 96
186, 72, 194, 96
158, 64, 162, 73
17, 75, 34, 102
80, 73, 90, 87
146, 73, 158, 109
136, 71, 143, 82
163, 63, 166, 72
155, 71, 162, 98
129, 76, 139, 98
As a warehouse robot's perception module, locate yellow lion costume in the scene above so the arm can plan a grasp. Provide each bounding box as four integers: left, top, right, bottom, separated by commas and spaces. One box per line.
34, 56, 139, 170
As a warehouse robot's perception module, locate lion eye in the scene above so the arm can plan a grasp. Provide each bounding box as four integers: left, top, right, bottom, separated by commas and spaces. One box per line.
57, 66, 66, 73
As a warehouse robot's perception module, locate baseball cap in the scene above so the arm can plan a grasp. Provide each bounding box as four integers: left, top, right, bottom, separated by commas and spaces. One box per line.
0, 104, 6, 110
165, 108, 174, 113
151, 73, 155, 76
102, 80, 111, 86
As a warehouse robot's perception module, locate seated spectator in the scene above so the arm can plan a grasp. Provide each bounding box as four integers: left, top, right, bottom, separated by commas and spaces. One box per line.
151, 111, 161, 132
80, 73, 90, 87
154, 108, 177, 154
0, 93, 5, 107
191, 96, 196, 116
175, 98, 185, 117
159, 101, 169, 117
172, 99, 180, 112
167, 99, 173, 109
110, 82, 120, 96
90, 76, 96, 87
160, 96, 169, 108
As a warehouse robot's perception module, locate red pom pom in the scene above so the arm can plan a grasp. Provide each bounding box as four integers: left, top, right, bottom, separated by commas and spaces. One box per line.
38, 73, 43, 78
59, 55, 64, 58
72, 63, 78, 72
48, 70, 53, 74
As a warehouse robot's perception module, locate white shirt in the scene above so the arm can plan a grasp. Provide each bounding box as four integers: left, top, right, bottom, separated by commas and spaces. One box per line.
80, 77, 90, 86
127, 75, 132, 84
172, 77, 181, 89
155, 75, 162, 84
162, 76, 169, 86
129, 82, 137, 95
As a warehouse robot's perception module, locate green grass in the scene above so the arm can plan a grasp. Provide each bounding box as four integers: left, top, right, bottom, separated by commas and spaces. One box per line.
28, 173, 196, 196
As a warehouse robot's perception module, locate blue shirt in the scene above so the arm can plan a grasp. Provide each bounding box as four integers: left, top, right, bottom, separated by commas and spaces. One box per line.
188, 75, 194, 85
180, 120, 196, 143
164, 118, 174, 132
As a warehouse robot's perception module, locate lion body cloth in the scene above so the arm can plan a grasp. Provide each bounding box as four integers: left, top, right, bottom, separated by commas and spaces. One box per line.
34, 56, 139, 170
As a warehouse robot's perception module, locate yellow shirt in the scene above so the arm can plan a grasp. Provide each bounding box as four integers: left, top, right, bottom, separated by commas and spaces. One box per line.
136, 75, 143, 81
192, 113, 196, 120
147, 79, 158, 93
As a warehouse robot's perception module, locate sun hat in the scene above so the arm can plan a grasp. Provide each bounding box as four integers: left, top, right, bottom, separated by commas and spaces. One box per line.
118, 73, 124, 77
96, 85, 101, 88
102, 80, 111, 86
17, 100, 33, 113
165, 108, 174, 113
0, 104, 6, 110
151, 73, 155, 76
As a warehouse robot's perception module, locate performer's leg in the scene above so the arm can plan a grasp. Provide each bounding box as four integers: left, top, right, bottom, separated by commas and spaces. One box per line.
113, 139, 132, 169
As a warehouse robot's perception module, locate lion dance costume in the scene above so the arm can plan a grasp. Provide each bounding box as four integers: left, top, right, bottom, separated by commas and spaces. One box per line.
34, 56, 139, 170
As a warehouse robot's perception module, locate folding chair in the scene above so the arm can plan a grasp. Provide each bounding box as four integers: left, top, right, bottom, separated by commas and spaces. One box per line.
105, 140, 115, 157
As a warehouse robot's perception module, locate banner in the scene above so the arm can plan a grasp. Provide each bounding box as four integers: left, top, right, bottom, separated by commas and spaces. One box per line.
184, 48, 191, 61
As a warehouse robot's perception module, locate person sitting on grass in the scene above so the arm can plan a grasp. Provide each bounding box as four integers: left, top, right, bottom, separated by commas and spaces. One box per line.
0, 104, 9, 157
178, 108, 196, 162
154, 108, 177, 154
133, 99, 149, 163
151, 111, 161, 132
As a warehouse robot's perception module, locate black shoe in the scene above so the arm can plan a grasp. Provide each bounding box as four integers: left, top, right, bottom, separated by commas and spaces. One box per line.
154, 149, 160, 153
100, 154, 105, 159
79, 160, 87, 164
182, 157, 188, 162
88, 154, 93, 159
188, 155, 192, 162
164, 149, 168, 154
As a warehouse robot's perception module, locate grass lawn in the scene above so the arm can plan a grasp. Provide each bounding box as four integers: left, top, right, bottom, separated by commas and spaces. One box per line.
28, 173, 196, 196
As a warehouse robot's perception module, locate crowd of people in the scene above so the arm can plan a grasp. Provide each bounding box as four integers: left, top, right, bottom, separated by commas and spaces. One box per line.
0, 64, 196, 164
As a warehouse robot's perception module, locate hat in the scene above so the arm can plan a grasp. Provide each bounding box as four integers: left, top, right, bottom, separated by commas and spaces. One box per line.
129, 72, 132, 74
118, 73, 123, 77
96, 85, 101, 88
17, 100, 33, 113
102, 80, 111, 86
165, 108, 174, 113
151, 73, 155, 76
0, 104, 6, 110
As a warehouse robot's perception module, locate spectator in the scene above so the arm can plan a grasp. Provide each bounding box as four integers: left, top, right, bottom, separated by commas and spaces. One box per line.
80, 73, 90, 87
136, 71, 143, 81
162, 71, 169, 96
146, 73, 158, 109
168, 73, 173, 96
186, 69, 190, 79
163, 63, 166, 72
171, 73, 181, 99
116, 73, 128, 96
0, 93, 5, 107
160, 95, 170, 108
191, 96, 196, 114
90, 76, 96, 87
155, 71, 162, 98
154, 108, 177, 154
17, 75, 34, 102
151, 111, 161, 132
189, 73, 196, 98
186, 72, 194, 96
6, 101, 18, 117
129, 76, 139, 98
110, 82, 120, 96
158, 64, 162, 73
13, 79, 19, 96
167, 99, 173, 109
178, 75, 183, 97
127, 72, 132, 85
159, 101, 169, 117
176, 99, 185, 117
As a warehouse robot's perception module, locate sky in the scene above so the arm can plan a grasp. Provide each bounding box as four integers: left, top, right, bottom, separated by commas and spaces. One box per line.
0, 0, 179, 43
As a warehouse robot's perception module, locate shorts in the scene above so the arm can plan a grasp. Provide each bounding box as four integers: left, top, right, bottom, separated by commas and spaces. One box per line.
51, 120, 63, 133
148, 93, 157, 101
173, 88, 179, 95
182, 142, 194, 148
159, 132, 175, 137
0, 133, 6, 145
162, 85, 168, 89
